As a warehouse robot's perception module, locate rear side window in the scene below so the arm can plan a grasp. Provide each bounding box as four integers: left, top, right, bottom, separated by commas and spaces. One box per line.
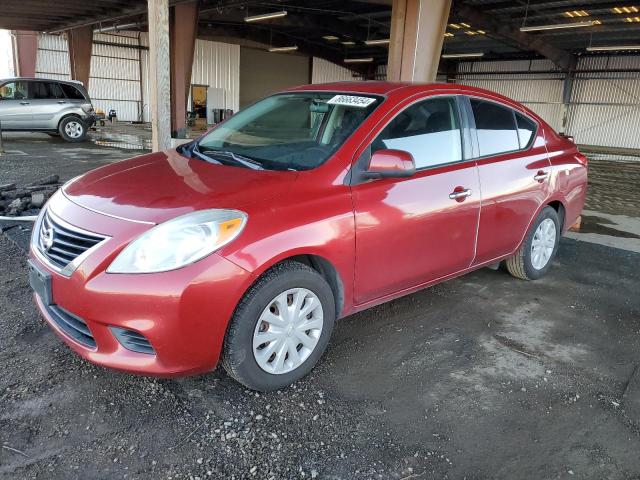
470, 99, 520, 157
515, 112, 536, 148
0, 81, 29, 100
373, 97, 463, 169
60, 83, 86, 100
48, 82, 65, 99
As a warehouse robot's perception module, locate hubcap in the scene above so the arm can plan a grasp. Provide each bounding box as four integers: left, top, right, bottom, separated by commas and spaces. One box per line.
64, 121, 83, 138
531, 218, 556, 270
252, 288, 323, 375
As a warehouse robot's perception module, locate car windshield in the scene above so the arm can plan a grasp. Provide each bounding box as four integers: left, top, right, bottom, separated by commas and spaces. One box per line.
192, 92, 381, 171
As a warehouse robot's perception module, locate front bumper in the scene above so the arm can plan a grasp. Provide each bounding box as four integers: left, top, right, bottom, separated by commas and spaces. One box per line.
29, 196, 254, 377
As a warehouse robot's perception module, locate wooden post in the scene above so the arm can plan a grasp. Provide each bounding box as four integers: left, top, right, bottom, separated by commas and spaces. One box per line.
148, 0, 172, 151
170, 2, 199, 138
387, 0, 452, 82
67, 26, 93, 89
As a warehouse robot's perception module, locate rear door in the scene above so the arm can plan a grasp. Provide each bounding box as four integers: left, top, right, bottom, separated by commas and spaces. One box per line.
29, 81, 67, 128
467, 96, 552, 265
351, 95, 481, 304
0, 80, 32, 129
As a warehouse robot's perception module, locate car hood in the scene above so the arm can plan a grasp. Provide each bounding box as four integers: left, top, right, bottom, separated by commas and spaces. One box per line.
63, 149, 298, 224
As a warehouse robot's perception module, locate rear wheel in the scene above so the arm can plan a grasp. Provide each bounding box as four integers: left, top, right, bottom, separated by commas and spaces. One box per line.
58, 116, 87, 142
506, 206, 560, 280
221, 261, 335, 391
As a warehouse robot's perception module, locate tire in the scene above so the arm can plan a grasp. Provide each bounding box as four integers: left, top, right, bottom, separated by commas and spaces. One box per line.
58, 116, 88, 142
221, 261, 336, 391
506, 206, 561, 280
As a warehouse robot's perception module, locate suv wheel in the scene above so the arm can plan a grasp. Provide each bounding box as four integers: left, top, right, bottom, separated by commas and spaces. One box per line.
221, 261, 336, 391
59, 116, 87, 142
506, 206, 561, 280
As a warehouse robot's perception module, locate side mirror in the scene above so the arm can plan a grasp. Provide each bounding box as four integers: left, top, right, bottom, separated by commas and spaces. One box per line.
364, 149, 416, 179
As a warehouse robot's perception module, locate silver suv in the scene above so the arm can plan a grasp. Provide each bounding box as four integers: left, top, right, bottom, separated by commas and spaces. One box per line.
0, 77, 96, 142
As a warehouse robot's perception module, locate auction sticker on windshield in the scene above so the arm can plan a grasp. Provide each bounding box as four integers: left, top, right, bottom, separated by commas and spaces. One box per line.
327, 95, 376, 108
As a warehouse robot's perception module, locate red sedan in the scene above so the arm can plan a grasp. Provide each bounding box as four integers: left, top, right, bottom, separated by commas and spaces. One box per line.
28, 82, 587, 391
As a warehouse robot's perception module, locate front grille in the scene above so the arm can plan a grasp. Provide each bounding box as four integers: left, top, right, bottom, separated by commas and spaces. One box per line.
38, 210, 106, 270
47, 304, 96, 348
110, 327, 155, 355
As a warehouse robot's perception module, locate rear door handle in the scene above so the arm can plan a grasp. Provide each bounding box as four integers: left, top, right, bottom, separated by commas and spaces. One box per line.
534, 171, 549, 182
57, 100, 67, 104
449, 188, 472, 200
20, 101, 30, 105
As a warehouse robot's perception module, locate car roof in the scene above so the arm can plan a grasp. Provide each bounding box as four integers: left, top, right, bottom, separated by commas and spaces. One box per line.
0, 77, 85, 87
288, 81, 423, 95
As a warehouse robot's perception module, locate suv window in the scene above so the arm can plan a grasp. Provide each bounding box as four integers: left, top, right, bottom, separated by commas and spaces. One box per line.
60, 83, 86, 100
373, 97, 463, 169
0, 81, 29, 100
515, 112, 536, 148
470, 98, 520, 157
30, 81, 50, 99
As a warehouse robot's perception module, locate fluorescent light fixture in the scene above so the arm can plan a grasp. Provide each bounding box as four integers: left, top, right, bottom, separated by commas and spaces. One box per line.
626, 16, 640, 21
344, 57, 374, 63
364, 38, 390, 46
444, 32, 454, 37
586, 44, 640, 51
520, 20, 597, 31
448, 23, 462, 29
564, 10, 589, 17
441, 52, 485, 59
268, 45, 298, 52
612, 6, 639, 13
341, 40, 356, 45
244, 10, 287, 22
323, 35, 339, 41
460, 22, 471, 28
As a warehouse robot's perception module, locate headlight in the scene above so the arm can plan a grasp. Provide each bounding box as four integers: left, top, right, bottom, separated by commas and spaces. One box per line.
107, 209, 247, 274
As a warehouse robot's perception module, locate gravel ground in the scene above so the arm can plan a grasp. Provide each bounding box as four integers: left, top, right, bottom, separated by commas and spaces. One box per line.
1, 130, 639, 479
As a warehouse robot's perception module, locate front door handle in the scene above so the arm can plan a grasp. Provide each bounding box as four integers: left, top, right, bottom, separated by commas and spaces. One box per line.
534, 170, 549, 182
57, 100, 67, 104
449, 188, 472, 200
20, 101, 30, 105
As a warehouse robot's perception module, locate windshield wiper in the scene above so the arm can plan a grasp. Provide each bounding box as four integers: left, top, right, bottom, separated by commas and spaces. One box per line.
198, 147, 264, 170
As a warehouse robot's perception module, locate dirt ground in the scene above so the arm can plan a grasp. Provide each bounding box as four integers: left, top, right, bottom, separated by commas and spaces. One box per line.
1, 129, 639, 479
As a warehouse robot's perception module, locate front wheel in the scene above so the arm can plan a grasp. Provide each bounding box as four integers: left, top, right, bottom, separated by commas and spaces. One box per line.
506, 206, 560, 280
58, 116, 88, 142
221, 261, 335, 391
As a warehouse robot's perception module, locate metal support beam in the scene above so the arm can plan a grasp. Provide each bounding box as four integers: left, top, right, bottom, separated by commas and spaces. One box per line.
387, 0, 451, 82
170, 1, 199, 139
11, 30, 38, 77
148, 0, 172, 151
561, 57, 577, 133
453, 3, 574, 71
67, 26, 93, 88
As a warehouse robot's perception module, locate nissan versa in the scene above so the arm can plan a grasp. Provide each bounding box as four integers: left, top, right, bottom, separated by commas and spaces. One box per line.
28, 82, 588, 391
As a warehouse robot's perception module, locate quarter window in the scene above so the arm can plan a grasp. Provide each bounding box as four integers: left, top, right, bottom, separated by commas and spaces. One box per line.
60, 83, 86, 100
0, 81, 29, 100
470, 99, 520, 157
516, 112, 536, 148
373, 97, 463, 169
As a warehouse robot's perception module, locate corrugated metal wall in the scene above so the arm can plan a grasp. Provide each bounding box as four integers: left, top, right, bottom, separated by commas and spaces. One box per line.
456, 57, 640, 149
456, 59, 565, 131
311, 57, 356, 83
35, 33, 240, 123
190, 39, 240, 113
567, 55, 640, 148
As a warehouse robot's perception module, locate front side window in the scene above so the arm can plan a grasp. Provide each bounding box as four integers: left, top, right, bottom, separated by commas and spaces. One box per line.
0, 81, 29, 100
372, 97, 463, 169
470, 98, 520, 157
196, 92, 380, 171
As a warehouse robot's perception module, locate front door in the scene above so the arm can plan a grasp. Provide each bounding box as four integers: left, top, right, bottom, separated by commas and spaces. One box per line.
352, 96, 481, 305
0, 80, 32, 129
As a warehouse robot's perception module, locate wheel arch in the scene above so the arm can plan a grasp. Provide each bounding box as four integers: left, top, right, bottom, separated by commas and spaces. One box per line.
240, 252, 346, 319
